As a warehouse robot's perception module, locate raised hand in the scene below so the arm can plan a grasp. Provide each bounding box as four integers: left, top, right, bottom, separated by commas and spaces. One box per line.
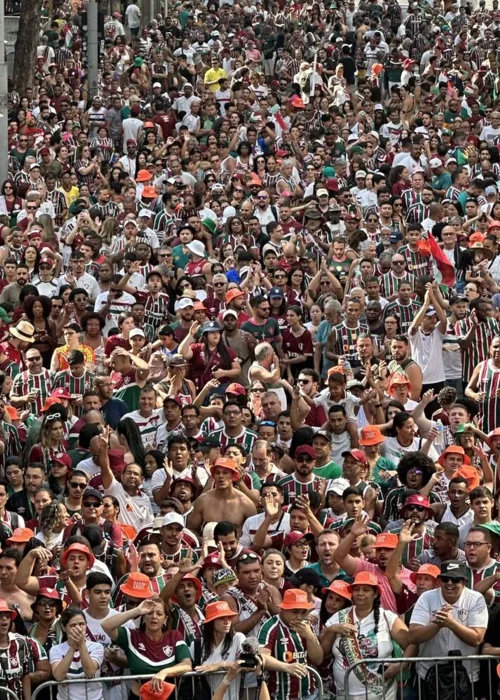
399, 519, 416, 545
263, 492, 279, 518
350, 514, 368, 538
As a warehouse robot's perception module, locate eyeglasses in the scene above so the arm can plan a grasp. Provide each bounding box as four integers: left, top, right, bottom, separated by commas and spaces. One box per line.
297, 456, 314, 463
38, 600, 57, 608
83, 501, 101, 508
70, 482, 86, 489
464, 541, 488, 548
292, 541, 310, 548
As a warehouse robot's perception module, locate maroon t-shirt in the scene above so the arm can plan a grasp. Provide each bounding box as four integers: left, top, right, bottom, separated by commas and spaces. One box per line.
188, 343, 237, 391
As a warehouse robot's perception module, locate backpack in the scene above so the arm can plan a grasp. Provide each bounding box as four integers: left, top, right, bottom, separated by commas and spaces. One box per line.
424, 652, 472, 700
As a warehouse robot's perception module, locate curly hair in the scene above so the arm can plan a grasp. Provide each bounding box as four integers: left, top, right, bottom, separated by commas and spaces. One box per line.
24, 294, 52, 321
39, 501, 64, 536
397, 452, 436, 486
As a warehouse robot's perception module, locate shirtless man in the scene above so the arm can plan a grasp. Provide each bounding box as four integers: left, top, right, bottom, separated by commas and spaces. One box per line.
187, 457, 257, 534
0, 548, 35, 620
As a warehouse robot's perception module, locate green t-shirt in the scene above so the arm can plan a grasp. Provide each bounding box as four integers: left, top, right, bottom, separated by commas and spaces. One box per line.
115, 626, 191, 676
313, 460, 342, 480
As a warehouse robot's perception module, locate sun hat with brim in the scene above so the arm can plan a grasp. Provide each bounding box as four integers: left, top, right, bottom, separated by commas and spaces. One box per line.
202, 218, 217, 235
31, 587, 63, 614
203, 600, 237, 624
140, 680, 176, 700
120, 572, 154, 599
279, 588, 314, 610
210, 457, 239, 481
348, 571, 382, 595
488, 220, 500, 230
283, 531, 316, 549
373, 533, 398, 549
226, 288, 245, 303
186, 240, 207, 258
0, 600, 16, 619
388, 372, 411, 395
359, 426, 384, 446
3, 405, 19, 421
410, 564, 441, 585
322, 579, 353, 600
141, 186, 157, 199
437, 444, 471, 466
9, 320, 35, 343
469, 241, 493, 259
7, 527, 34, 543
60, 543, 95, 569
136, 170, 153, 182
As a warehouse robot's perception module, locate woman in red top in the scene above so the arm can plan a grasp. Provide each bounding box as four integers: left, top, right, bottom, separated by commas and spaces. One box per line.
28, 412, 69, 471
178, 319, 241, 392
281, 305, 314, 381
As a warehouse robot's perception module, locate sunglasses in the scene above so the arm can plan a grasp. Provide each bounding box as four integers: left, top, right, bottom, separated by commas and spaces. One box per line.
405, 505, 426, 512
297, 455, 314, 463
439, 576, 462, 584
70, 482, 86, 489
238, 552, 260, 563
298, 378, 311, 384
250, 388, 264, 393
83, 501, 101, 508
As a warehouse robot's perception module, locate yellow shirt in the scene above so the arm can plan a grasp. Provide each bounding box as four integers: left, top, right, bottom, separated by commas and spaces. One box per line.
204, 67, 227, 92
58, 185, 80, 208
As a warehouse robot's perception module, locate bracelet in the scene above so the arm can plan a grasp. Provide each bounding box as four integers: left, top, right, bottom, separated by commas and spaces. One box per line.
374, 403, 382, 407
221, 677, 231, 687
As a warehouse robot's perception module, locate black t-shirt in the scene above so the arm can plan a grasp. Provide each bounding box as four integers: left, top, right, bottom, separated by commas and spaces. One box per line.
340, 56, 357, 84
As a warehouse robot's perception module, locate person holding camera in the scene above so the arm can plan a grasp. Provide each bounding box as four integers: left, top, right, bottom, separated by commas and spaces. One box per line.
259, 588, 323, 700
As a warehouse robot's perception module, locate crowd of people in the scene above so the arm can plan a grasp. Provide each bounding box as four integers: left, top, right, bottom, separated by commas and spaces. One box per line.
5, 0, 500, 698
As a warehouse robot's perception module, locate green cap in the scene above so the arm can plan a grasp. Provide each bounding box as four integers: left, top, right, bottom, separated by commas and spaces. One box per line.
323, 166, 336, 177
202, 218, 216, 236
455, 422, 474, 434
479, 522, 500, 538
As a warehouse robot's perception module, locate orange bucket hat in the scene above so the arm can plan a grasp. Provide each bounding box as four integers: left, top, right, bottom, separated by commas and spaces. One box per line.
321, 579, 352, 600
279, 588, 314, 610
348, 571, 382, 595
203, 600, 237, 624
119, 572, 154, 599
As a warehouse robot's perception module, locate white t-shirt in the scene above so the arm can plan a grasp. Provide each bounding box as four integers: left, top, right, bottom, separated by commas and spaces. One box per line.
50, 641, 104, 700
239, 511, 290, 548
410, 587, 488, 680
103, 476, 153, 531
151, 465, 208, 493
409, 327, 446, 384
327, 607, 398, 695
94, 290, 137, 337
59, 272, 100, 300
380, 437, 439, 465
125, 3, 141, 27
190, 633, 245, 700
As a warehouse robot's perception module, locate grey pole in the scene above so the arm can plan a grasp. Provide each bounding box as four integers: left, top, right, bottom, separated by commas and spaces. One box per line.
0, 0, 8, 184
87, 0, 99, 99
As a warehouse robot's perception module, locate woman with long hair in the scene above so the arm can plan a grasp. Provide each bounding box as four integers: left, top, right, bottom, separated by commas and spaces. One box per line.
0, 180, 24, 225
23, 294, 57, 368
29, 588, 64, 656
320, 572, 408, 700
28, 412, 68, 471
22, 244, 41, 280
50, 607, 103, 697
194, 600, 245, 700
116, 417, 147, 467
388, 165, 410, 197
102, 596, 192, 698
178, 319, 241, 392
144, 449, 164, 513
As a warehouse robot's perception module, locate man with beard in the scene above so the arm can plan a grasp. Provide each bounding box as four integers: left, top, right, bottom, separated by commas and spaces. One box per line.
456, 297, 500, 385
224, 288, 250, 326
170, 477, 195, 519
112, 538, 167, 608
335, 518, 405, 612
188, 457, 257, 534
302, 530, 341, 588
279, 446, 322, 506
171, 297, 195, 344
466, 336, 500, 434
463, 527, 500, 604
223, 552, 281, 635
94, 376, 128, 430
159, 512, 196, 564
388, 335, 423, 401
240, 481, 290, 549
385, 494, 435, 569
160, 568, 204, 644
0, 263, 29, 305
409, 561, 487, 688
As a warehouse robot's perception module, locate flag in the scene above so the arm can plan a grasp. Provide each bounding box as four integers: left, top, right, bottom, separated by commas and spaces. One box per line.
418, 233, 456, 287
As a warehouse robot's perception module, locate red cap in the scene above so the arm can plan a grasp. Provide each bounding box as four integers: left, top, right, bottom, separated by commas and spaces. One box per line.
295, 445, 315, 459
226, 383, 246, 396
283, 531, 315, 549
51, 453, 72, 469
7, 527, 34, 543
51, 387, 71, 399
342, 449, 368, 466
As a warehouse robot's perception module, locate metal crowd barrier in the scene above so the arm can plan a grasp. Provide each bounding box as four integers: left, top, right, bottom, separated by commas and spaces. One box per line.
0, 688, 20, 700
31, 665, 325, 700
343, 655, 499, 700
